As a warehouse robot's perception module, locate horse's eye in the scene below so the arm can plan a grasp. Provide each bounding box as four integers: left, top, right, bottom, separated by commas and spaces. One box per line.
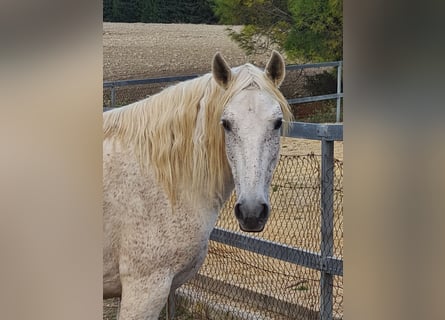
221, 119, 232, 131
273, 118, 283, 130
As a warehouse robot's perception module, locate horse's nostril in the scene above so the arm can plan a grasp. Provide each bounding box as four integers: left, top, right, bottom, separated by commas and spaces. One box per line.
235, 203, 243, 219
259, 203, 269, 220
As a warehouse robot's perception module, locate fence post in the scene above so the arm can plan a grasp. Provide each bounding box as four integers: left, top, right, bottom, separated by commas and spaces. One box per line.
320, 138, 334, 320
110, 86, 116, 108
336, 62, 342, 123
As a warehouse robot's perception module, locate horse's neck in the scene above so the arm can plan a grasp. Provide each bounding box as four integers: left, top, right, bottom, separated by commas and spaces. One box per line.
189, 176, 234, 238
192, 172, 234, 217
212, 165, 234, 213
221, 175, 235, 205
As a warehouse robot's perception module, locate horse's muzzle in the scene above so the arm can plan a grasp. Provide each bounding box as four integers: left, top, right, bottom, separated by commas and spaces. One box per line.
235, 201, 269, 233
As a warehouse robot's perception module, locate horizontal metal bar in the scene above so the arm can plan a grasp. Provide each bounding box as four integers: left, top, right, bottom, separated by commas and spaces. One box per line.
285, 61, 341, 71
323, 256, 343, 277
184, 274, 322, 319
103, 74, 201, 88
283, 122, 343, 141
287, 93, 343, 104
210, 227, 342, 276
103, 61, 343, 88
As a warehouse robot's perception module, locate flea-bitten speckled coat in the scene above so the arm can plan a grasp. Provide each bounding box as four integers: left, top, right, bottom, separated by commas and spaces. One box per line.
103, 139, 232, 319
103, 51, 291, 320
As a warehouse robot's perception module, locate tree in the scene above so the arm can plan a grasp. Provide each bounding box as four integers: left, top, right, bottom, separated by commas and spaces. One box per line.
104, 0, 218, 24
111, 0, 141, 22
104, 0, 114, 21
140, 0, 159, 22
213, 0, 343, 62
214, 0, 293, 55
286, 0, 342, 61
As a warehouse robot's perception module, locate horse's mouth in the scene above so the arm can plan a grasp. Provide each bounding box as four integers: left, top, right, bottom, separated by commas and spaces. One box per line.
239, 223, 265, 233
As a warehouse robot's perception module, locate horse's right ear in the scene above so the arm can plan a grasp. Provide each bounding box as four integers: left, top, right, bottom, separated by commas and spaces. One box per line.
212, 53, 232, 89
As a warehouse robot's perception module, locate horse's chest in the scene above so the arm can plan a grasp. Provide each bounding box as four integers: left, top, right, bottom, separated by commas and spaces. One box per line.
120, 204, 217, 278
162, 209, 215, 270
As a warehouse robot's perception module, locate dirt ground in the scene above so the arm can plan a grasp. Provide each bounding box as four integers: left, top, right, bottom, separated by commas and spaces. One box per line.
103, 22, 272, 81
281, 136, 343, 160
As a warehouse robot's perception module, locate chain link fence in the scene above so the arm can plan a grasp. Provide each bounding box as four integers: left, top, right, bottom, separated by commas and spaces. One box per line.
173, 153, 343, 320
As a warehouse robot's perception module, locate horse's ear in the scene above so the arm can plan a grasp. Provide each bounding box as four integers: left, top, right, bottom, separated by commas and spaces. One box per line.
212, 52, 232, 89
265, 50, 286, 87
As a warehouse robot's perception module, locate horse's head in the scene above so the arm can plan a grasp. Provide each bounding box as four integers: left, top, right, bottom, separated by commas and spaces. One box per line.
212, 51, 287, 232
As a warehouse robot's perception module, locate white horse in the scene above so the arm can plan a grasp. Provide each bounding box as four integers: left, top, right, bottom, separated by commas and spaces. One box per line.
103, 51, 292, 320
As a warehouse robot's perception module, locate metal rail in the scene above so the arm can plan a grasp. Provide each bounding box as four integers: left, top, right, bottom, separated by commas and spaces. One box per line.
287, 93, 343, 105
210, 227, 343, 276
103, 74, 201, 88
103, 61, 343, 123
102, 61, 342, 88
285, 121, 343, 141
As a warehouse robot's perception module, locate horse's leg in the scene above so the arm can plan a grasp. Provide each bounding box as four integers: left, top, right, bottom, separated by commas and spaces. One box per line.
166, 289, 176, 320
119, 272, 173, 320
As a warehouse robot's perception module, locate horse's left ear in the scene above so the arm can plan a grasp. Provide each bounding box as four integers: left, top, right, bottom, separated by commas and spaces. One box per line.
212, 52, 232, 89
265, 50, 286, 87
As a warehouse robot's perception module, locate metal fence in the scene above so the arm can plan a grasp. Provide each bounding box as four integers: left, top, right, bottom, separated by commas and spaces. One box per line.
103, 61, 343, 123
102, 64, 344, 320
